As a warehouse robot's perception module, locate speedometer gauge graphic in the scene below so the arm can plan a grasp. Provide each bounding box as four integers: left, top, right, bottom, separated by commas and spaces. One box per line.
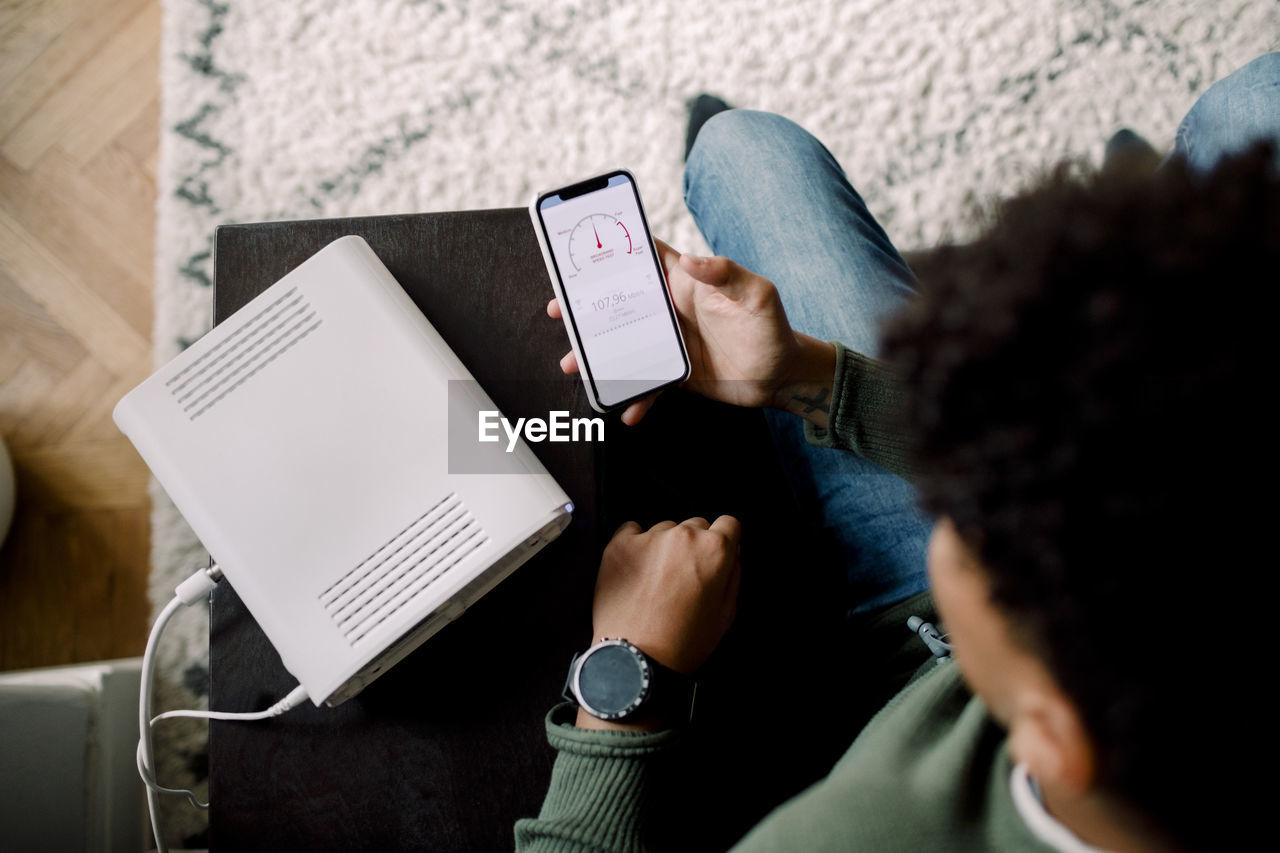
568, 213, 632, 271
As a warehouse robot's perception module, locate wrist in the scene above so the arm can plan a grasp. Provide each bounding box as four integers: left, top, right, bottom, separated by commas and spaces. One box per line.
574, 706, 667, 733
773, 334, 837, 427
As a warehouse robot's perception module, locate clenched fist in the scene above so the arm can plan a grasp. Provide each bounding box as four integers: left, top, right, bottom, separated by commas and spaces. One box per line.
590, 516, 742, 678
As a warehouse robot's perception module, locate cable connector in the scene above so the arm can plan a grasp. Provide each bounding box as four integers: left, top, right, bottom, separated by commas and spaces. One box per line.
907, 615, 953, 664
174, 563, 222, 606
150, 683, 310, 725
266, 684, 310, 716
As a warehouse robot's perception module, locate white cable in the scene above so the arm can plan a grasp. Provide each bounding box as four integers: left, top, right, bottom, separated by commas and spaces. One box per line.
134, 684, 310, 810
140, 595, 184, 853
139, 565, 308, 853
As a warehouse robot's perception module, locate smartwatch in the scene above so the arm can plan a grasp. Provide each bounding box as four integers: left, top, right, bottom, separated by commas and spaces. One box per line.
563, 638, 697, 723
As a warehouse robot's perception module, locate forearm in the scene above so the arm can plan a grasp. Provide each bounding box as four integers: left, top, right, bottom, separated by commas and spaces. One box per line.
773, 333, 838, 431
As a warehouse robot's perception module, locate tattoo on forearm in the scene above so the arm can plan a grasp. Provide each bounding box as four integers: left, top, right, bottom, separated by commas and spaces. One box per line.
792, 387, 830, 415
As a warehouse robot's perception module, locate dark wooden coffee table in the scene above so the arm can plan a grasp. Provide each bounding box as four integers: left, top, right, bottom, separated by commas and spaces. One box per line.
209, 209, 864, 851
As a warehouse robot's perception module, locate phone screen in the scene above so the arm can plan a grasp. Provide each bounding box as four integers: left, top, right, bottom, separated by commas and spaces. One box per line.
537, 173, 688, 408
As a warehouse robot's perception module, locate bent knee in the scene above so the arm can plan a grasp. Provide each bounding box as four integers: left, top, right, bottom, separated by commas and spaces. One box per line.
685, 110, 832, 194
1180, 52, 1280, 170
692, 110, 806, 153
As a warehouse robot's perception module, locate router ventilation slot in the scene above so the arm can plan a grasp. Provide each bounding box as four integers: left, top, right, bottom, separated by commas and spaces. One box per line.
319, 494, 489, 645
165, 287, 323, 421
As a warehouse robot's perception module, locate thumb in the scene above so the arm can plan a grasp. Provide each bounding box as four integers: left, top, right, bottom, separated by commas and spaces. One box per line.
679, 254, 769, 305
678, 253, 739, 286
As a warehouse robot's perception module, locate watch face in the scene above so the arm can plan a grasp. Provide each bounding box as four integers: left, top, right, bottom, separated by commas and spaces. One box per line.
577, 642, 649, 719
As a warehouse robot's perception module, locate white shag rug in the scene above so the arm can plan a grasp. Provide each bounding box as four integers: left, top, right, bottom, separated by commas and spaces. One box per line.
151, 0, 1279, 845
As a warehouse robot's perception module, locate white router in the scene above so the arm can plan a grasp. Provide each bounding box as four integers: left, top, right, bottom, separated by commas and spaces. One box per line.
115, 235, 573, 706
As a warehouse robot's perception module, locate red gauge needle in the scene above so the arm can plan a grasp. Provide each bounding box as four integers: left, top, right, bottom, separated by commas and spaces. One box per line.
592, 220, 602, 248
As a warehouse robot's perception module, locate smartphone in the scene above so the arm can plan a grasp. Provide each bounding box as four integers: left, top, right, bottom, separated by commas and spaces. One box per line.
530, 169, 691, 412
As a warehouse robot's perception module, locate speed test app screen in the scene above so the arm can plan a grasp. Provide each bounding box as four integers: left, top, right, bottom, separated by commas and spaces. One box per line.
538, 174, 687, 406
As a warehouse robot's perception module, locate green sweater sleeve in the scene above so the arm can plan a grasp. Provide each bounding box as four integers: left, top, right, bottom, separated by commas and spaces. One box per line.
515, 594, 939, 852
515, 650, 1052, 853
803, 341, 915, 480
514, 704, 682, 853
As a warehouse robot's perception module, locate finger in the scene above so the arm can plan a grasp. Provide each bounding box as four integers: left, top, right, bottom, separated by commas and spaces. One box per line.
725, 554, 743, 604
724, 561, 742, 626
679, 517, 711, 530
560, 351, 579, 375
612, 520, 642, 538
710, 514, 743, 545
649, 520, 678, 533
653, 237, 677, 259
547, 298, 562, 319
620, 393, 658, 426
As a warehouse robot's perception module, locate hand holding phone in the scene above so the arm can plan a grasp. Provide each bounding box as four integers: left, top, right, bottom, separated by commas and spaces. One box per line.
549, 237, 838, 426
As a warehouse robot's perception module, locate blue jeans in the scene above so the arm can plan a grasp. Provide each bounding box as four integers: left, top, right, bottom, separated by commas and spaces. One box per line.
682, 52, 1280, 615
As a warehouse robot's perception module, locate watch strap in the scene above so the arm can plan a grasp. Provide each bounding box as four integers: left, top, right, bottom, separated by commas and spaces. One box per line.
644, 655, 697, 723
561, 651, 583, 705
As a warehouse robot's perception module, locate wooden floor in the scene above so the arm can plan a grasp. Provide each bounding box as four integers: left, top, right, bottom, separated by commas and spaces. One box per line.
0, 0, 160, 670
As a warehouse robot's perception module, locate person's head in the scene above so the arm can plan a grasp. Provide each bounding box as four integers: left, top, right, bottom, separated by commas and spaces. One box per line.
883, 143, 1278, 851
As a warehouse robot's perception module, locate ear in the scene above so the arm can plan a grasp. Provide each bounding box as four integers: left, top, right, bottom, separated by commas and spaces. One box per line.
1008, 689, 1096, 794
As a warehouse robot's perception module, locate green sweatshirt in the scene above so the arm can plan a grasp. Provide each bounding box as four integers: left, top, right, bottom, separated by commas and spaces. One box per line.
515, 343, 1053, 852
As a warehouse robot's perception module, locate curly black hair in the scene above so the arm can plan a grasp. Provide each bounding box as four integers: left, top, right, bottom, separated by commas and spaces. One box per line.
882, 143, 1278, 851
